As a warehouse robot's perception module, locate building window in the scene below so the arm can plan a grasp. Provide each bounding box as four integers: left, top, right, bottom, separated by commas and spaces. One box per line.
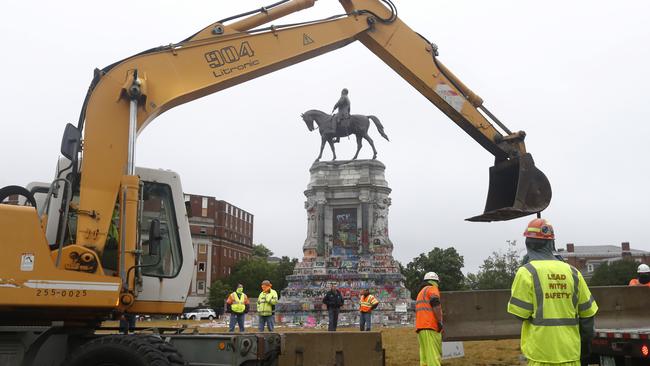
224, 248, 227, 256
201, 197, 208, 217
228, 267, 231, 275
197, 280, 205, 294
198, 262, 206, 272
587, 264, 594, 273
184, 194, 190, 202
198, 243, 207, 254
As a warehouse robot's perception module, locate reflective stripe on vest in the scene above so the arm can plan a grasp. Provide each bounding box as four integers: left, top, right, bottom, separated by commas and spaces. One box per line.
523, 263, 579, 326
359, 295, 378, 312
231, 292, 246, 313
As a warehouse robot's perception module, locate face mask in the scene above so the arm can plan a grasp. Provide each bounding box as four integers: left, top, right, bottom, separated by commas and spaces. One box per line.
236, 287, 243, 294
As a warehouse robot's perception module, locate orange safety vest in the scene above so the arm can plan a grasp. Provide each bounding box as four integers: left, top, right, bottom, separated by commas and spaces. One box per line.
415, 285, 442, 331
629, 278, 650, 287
359, 294, 379, 313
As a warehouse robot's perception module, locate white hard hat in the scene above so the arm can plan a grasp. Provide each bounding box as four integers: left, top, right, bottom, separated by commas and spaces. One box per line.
638, 264, 650, 273
423, 272, 439, 282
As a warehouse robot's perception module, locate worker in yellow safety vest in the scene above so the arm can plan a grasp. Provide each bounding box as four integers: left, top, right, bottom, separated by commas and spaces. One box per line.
359, 289, 379, 331
257, 280, 278, 331
226, 284, 250, 332
508, 218, 599, 366
415, 271, 443, 366
629, 264, 650, 287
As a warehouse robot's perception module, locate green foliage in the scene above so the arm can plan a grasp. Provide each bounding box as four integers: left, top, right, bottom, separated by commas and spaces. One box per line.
207, 280, 231, 310
589, 260, 639, 286
225, 255, 298, 298
227, 257, 274, 293
466, 240, 522, 290
402, 247, 465, 298
252, 243, 274, 258
272, 256, 299, 291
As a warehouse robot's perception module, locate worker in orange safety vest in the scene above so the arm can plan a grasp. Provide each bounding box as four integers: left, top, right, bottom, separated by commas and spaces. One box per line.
359, 289, 379, 331
629, 264, 650, 287
415, 271, 443, 366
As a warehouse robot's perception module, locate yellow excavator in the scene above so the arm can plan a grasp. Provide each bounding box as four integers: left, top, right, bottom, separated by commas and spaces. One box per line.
0, 0, 551, 365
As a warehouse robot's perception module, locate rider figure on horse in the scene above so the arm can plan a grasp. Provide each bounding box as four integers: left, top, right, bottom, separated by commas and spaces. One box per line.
331, 88, 350, 143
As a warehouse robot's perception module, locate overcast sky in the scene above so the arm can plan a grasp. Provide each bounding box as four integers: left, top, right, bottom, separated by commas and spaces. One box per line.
1, 1, 649, 273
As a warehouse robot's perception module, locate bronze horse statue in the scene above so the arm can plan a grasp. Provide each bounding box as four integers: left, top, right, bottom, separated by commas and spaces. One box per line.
301, 109, 389, 161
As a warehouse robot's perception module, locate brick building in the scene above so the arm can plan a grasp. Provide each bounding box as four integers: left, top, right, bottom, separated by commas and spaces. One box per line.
184, 193, 254, 308
558, 242, 650, 278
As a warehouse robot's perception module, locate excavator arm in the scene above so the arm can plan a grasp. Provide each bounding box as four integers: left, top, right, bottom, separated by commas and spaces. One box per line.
71, 0, 551, 262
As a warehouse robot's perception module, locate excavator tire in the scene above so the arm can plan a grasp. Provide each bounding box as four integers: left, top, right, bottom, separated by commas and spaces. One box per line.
136, 334, 187, 366
64, 334, 173, 366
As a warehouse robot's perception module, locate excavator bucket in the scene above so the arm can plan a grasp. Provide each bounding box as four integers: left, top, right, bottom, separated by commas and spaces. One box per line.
467, 153, 551, 222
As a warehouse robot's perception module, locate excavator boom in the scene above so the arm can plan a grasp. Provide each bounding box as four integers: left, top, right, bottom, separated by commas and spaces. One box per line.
72, 0, 551, 261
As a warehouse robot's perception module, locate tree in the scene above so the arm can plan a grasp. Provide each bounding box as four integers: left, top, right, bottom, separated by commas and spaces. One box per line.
402, 247, 465, 298
207, 280, 231, 312
589, 260, 638, 286
271, 256, 299, 291
466, 240, 522, 290
226, 250, 298, 297
227, 257, 275, 293
252, 243, 274, 258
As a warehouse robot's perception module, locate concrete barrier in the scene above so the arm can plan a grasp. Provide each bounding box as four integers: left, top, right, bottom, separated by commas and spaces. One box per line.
279, 332, 384, 366
441, 286, 650, 341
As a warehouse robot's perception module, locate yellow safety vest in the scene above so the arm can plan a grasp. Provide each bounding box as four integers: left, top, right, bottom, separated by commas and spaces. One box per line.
257, 289, 278, 316
230, 292, 246, 314
507, 260, 598, 364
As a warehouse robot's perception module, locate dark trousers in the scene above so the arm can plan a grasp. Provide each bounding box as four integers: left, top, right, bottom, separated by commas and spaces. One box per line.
229, 313, 245, 332
119, 313, 136, 334
328, 308, 340, 331
360, 312, 372, 331
259, 315, 274, 331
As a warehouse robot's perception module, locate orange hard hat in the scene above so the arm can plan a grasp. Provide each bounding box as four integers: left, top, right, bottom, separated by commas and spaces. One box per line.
523, 218, 554, 240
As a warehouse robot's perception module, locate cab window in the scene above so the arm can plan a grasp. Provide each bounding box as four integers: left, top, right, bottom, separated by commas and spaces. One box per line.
140, 182, 182, 277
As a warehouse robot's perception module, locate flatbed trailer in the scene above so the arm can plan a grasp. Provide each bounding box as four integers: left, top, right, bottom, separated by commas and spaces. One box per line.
0, 325, 384, 366
589, 328, 650, 366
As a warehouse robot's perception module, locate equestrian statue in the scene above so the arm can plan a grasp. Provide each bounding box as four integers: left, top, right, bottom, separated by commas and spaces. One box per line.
302, 89, 389, 161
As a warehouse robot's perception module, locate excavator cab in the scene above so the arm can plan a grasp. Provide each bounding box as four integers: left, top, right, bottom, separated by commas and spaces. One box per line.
467, 153, 552, 222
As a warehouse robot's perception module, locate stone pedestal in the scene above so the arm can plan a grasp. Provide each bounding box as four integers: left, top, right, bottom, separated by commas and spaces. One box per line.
277, 160, 413, 328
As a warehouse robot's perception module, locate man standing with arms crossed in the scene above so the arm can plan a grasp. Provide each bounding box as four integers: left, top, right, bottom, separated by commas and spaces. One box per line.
508, 218, 599, 366
257, 280, 278, 332
415, 272, 443, 366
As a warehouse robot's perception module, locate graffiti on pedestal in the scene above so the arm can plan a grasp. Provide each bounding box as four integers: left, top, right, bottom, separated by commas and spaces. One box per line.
333, 208, 358, 247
